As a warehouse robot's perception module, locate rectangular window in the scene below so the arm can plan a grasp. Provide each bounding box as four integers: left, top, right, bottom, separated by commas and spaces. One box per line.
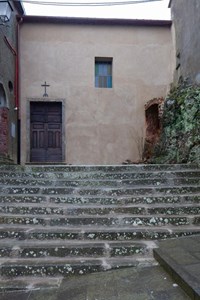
95, 57, 112, 88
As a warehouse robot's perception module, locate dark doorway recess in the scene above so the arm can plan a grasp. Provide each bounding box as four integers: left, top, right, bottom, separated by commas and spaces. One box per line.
30, 102, 62, 162
146, 104, 160, 140
144, 101, 161, 160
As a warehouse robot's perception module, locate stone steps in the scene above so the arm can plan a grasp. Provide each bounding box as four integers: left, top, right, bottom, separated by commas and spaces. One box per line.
0, 213, 197, 226
1, 170, 200, 180
0, 186, 199, 197
0, 164, 199, 171
0, 177, 199, 187
0, 240, 151, 259
1, 224, 200, 240
0, 256, 157, 278
0, 164, 199, 283
0, 194, 199, 205
0, 202, 199, 215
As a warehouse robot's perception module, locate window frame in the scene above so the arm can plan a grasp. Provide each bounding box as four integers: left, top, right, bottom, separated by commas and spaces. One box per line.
95, 57, 113, 89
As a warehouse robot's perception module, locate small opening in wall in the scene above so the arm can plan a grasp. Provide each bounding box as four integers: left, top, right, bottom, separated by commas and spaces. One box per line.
143, 98, 164, 160
146, 104, 160, 138
8, 81, 13, 93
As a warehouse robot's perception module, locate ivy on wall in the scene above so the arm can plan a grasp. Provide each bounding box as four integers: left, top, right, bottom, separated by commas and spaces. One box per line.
151, 81, 200, 164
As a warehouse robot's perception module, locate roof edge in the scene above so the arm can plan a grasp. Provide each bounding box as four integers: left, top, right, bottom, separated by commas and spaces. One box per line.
12, 0, 24, 15
168, 0, 172, 8
19, 15, 172, 27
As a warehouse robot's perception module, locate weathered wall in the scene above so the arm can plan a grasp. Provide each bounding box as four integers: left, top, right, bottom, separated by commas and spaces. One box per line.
0, 3, 20, 163
19, 19, 173, 164
0, 108, 9, 155
149, 1, 200, 164
171, 0, 200, 84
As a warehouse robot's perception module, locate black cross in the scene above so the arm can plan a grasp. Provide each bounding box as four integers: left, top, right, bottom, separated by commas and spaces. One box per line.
41, 81, 50, 97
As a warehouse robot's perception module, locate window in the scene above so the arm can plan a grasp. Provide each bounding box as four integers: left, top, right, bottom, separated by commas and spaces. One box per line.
95, 57, 112, 88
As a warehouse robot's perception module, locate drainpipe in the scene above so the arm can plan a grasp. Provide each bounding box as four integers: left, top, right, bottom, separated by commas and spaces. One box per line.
15, 16, 23, 113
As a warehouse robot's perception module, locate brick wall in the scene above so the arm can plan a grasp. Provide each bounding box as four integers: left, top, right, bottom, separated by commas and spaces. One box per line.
0, 108, 9, 155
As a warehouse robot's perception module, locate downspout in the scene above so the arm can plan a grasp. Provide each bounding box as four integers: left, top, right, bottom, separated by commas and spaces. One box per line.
15, 16, 23, 113
16, 17, 23, 164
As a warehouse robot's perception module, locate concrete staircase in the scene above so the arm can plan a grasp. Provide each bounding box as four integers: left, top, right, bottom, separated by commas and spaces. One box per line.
0, 164, 199, 291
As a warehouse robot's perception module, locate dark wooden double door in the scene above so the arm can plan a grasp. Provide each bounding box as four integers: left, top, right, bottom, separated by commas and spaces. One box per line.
30, 102, 62, 162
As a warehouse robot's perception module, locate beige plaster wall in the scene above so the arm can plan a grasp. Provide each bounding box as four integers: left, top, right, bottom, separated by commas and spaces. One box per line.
19, 21, 173, 164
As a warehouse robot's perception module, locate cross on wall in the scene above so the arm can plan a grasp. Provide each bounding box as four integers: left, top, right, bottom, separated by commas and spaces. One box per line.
41, 81, 50, 97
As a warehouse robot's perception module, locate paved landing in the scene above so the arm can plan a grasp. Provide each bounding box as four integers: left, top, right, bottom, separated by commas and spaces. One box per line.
154, 235, 200, 300
0, 265, 189, 300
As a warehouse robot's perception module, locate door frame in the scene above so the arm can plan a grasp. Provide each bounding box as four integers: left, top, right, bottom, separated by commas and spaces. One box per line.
26, 98, 66, 163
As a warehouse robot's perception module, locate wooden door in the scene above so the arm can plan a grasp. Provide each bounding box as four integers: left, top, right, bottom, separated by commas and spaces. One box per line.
30, 102, 62, 162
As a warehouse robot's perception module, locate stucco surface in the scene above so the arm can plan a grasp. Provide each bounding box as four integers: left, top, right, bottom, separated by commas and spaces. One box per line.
20, 21, 173, 164
171, 0, 200, 84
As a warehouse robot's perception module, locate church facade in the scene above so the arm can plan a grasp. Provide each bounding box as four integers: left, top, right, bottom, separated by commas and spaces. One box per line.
19, 16, 174, 165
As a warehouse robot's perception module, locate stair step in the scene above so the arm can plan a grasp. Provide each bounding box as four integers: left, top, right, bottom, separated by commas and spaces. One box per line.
1, 170, 200, 181
0, 225, 200, 241
1, 185, 199, 196
0, 203, 199, 216
0, 240, 152, 258
0, 256, 156, 277
0, 163, 199, 172
0, 177, 199, 187
0, 213, 195, 226
0, 194, 199, 205
0, 205, 146, 215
